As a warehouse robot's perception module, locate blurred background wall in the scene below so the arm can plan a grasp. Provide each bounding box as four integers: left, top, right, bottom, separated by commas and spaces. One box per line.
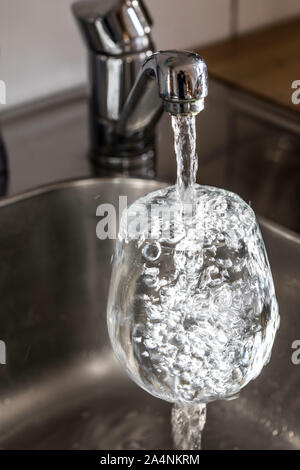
0, 0, 300, 109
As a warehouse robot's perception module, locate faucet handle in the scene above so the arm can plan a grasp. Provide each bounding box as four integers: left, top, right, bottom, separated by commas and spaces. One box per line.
72, 0, 154, 55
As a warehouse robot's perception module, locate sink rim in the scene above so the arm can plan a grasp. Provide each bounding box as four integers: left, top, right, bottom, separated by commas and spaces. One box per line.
1, 176, 299, 246
0, 176, 168, 209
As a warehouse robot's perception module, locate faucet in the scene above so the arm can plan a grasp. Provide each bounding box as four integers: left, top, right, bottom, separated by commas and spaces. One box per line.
72, 0, 207, 168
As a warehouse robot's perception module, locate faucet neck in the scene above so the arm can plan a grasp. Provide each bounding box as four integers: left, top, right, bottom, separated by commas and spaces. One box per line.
73, 0, 157, 167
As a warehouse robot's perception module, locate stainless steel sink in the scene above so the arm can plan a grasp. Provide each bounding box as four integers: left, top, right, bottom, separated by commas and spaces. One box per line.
0, 177, 299, 450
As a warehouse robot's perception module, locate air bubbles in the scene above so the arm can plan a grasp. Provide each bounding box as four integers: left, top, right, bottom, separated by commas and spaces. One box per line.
108, 184, 279, 405
142, 241, 161, 262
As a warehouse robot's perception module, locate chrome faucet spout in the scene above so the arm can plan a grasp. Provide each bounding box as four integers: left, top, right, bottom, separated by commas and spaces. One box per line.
118, 51, 208, 138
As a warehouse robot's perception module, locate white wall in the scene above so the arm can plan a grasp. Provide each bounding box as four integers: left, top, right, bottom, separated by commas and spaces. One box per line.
0, 0, 300, 109
0, 0, 85, 108
148, 0, 231, 50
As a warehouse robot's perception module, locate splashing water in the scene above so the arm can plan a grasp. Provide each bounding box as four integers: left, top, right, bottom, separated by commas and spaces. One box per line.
107, 113, 279, 450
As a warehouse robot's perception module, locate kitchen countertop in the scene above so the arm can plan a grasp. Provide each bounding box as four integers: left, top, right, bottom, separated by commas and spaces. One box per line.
198, 18, 300, 114
0, 78, 300, 234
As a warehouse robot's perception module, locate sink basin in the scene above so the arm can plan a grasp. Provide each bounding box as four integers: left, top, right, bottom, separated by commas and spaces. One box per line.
0, 177, 299, 450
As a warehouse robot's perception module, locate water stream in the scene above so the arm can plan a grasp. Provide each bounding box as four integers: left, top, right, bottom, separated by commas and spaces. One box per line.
172, 114, 198, 204
171, 114, 207, 450
171, 403, 207, 450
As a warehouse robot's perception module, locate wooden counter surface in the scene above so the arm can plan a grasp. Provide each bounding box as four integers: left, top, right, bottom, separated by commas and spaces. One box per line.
198, 18, 300, 114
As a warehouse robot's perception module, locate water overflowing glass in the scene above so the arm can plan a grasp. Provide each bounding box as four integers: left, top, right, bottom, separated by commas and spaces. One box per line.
107, 112, 280, 450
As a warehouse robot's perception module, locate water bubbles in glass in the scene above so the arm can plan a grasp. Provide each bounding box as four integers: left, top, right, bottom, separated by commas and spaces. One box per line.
107, 115, 279, 408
